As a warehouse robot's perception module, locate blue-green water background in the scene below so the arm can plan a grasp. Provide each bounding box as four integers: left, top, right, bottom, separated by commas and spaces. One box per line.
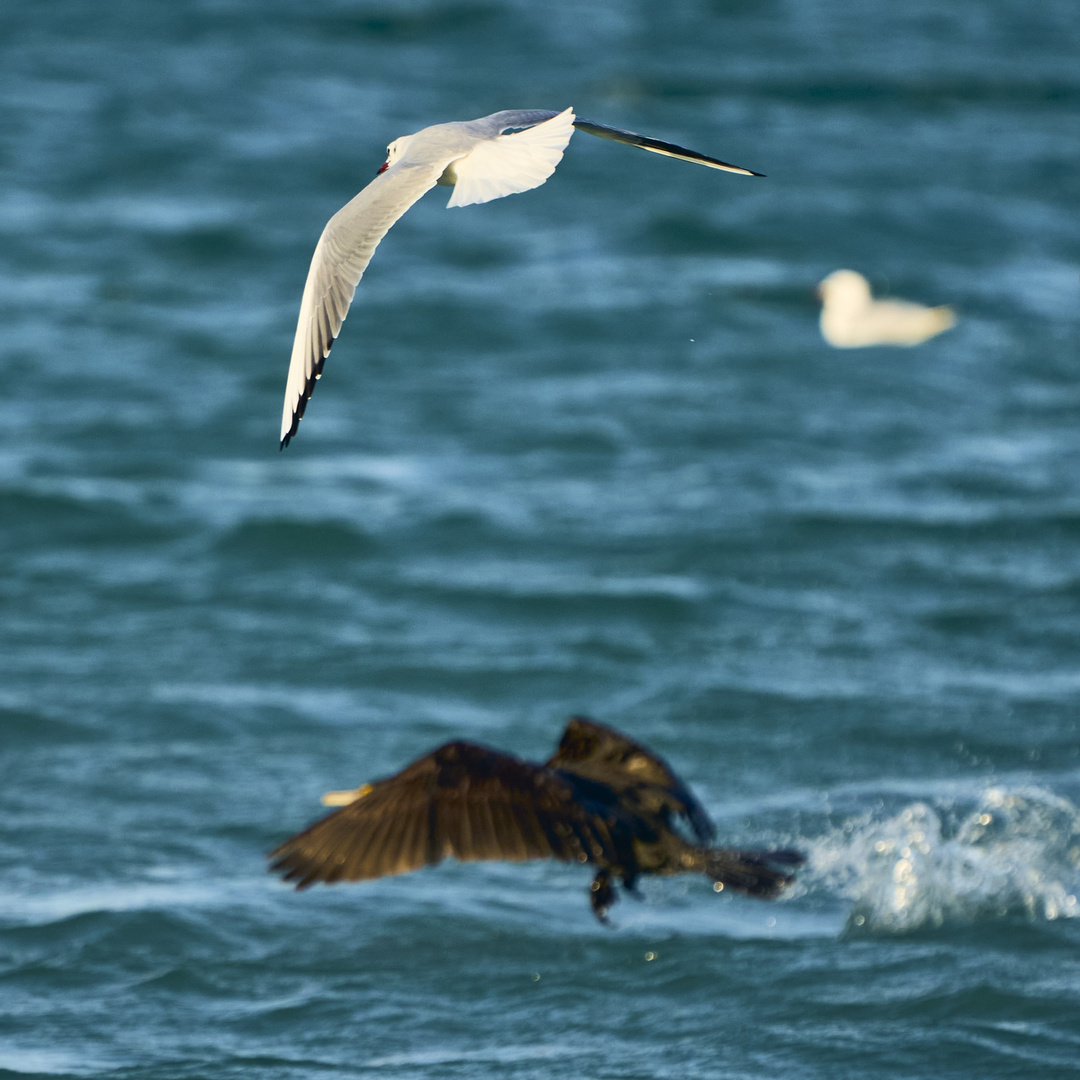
3, 1, 1080, 1076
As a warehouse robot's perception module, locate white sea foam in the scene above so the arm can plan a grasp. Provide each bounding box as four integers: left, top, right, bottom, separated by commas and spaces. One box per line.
809, 786, 1080, 932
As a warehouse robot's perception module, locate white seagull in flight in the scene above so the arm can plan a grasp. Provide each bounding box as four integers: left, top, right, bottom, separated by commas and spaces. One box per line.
280, 107, 762, 447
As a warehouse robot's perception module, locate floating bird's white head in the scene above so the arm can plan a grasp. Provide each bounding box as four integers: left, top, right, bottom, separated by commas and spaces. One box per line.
817, 269, 873, 312
377, 134, 415, 175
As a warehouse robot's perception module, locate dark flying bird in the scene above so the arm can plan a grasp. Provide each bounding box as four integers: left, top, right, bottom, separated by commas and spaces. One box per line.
280, 107, 762, 446
269, 716, 802, 922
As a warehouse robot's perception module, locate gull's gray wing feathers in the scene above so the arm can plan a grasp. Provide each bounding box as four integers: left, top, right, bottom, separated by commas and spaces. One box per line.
477, 110, 762, 178
467, 109, 570, 135
280, 160, 444, 447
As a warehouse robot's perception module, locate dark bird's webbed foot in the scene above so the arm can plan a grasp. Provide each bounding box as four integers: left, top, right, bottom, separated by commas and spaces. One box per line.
589, 869, 617, 924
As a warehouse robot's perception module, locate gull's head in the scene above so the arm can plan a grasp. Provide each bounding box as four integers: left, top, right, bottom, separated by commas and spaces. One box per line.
818, 269, 873, 311
378, 134, 415, 175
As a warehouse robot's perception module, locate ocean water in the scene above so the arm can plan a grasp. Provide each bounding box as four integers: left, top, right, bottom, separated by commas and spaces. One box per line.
2, 0, 1080, 1076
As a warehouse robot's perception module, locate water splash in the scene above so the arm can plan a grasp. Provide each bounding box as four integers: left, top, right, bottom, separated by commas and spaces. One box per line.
810, 786, 1080, 932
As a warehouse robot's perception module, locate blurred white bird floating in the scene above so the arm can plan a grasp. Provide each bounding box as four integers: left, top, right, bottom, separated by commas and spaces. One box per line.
818, 269, 956, 349
280, 107, 762, 447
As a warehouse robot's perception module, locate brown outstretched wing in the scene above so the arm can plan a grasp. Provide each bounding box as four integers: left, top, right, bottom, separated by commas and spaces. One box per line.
545, 717, 716, 843
268, 741, 620, 889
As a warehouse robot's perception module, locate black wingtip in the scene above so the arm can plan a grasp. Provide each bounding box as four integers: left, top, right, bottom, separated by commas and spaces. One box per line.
572, 118, 764, 178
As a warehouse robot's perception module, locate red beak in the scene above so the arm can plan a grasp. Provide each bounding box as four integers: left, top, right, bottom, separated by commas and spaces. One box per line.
376, 160, 389, 175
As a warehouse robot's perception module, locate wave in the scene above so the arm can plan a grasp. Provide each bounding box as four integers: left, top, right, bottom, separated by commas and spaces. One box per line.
0, 881, 230, 927
0, 1046, 116, 1077
808, 785, 1080, 932
365, 1043, 586, 1069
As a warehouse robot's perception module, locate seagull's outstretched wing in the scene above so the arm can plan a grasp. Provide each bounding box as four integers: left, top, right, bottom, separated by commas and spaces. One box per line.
546, 717, 717, 843
573, 118, 763, 176
446, 107, 576, 207
280, 161, 444, 447
268, 741, 621, 889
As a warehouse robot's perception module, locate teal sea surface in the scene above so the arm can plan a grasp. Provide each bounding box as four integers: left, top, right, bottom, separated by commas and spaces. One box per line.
2, 1, 1080, 1077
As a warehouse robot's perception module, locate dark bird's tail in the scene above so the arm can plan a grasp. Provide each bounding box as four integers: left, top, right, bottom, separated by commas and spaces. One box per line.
704, 848, 804, 899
